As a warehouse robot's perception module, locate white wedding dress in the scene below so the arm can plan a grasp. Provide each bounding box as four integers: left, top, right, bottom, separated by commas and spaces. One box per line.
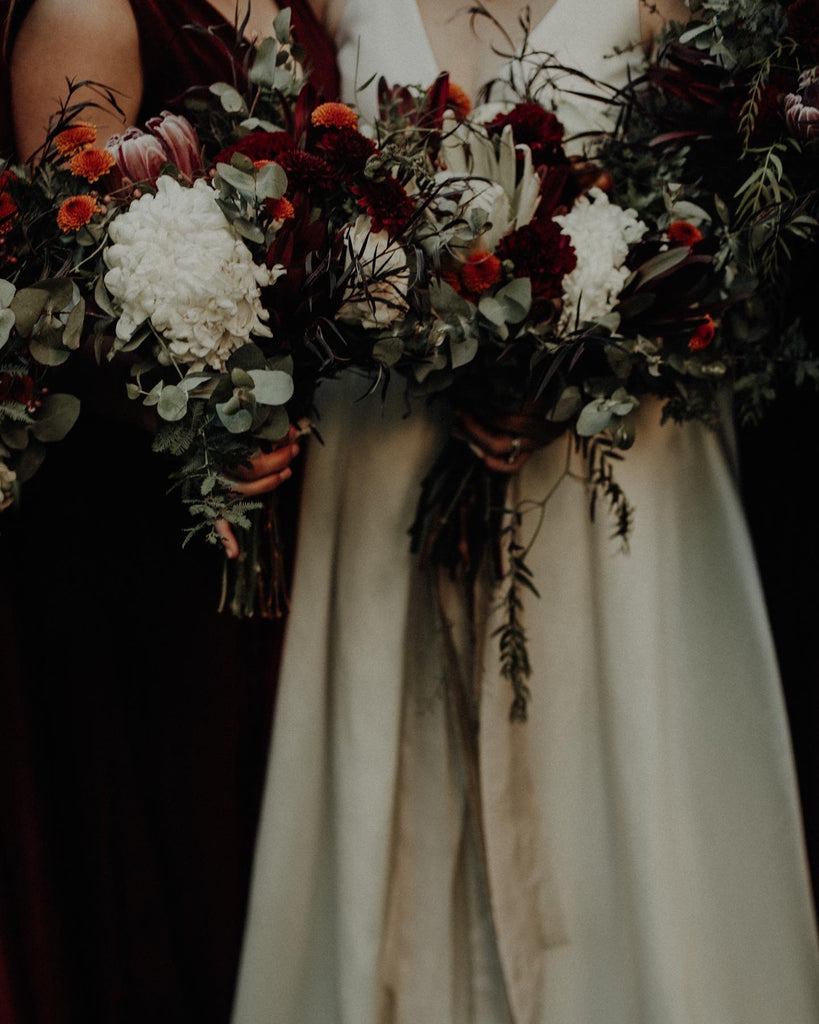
232, 2, 819, 1022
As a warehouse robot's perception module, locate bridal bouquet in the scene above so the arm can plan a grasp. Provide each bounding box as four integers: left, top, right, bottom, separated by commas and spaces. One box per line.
328, 69, 724, 716
335, 0, 818, 716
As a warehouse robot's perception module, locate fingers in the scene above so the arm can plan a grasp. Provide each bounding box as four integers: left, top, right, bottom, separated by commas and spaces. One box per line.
455, 411, 535, 475
223, 426, 303, 496
230, 443, 300, 482
228, 465, 293, 497
215, 518, 240, 560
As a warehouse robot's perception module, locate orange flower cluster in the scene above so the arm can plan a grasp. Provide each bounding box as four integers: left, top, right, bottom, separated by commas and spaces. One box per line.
688, 315, 716, 351
446, 82, 472, 121
70, 146, 116, 182
55, 121, 98, 156
459, 252, 502, 295
57, 195, 100, 233
266, 196, 295, 221
311, 102, 358, 130
667, 220, 703, 246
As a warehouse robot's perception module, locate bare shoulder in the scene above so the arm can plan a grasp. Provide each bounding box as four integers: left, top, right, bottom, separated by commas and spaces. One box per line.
306, 0, 344, 36
10, 0, 143, 157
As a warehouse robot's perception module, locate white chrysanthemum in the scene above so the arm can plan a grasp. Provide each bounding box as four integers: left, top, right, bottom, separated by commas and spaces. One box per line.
554, 188, 647, 327
337, 215, 409, 329
0, 459, 16, 512
103, 176, 279, 371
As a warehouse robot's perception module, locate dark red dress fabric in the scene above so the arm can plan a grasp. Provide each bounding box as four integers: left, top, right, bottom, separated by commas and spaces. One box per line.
0, 4, 337, 1023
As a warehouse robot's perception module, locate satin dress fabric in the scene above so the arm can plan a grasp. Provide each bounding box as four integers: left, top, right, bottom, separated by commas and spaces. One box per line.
233, 1, 819, 1022
0, 4, 336, 1022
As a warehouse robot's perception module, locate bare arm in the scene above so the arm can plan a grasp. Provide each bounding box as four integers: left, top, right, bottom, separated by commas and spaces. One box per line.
10, 0, 143, 159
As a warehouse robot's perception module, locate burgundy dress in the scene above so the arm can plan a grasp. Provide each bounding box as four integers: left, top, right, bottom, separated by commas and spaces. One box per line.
0, 4, 337, 1024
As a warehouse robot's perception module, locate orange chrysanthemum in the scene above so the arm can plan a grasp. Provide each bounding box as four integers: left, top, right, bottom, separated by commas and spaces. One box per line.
446, 82, 473, 121
688, 315, 716, 351
460, 252, 502, 294
266, 196, 295, 221
56, 194, 99, 233
69, 146, 116, 182
668, 220, 703, 247
311, 102, 358, 130
55, 121, 97, 157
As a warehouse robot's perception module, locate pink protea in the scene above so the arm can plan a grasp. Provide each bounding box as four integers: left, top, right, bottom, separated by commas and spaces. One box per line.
106, 111, 202, 185
784, 68, 819, 144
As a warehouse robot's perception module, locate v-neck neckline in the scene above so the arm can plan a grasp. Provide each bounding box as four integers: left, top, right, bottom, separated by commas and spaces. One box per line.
407, 0, 566, 90
190, 0, 289, 49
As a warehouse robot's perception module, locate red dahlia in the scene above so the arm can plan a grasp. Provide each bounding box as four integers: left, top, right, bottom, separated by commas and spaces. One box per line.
316, 127, 377, 171
787, 0, 819, 62
214, 131, 296, 167
486, 103, 566, 167
351, 176, 416, 236
276, 149, 335, 193
497, 218, 577, 300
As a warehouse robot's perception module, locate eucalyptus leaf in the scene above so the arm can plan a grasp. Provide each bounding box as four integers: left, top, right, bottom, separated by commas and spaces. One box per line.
125, 383, 141, 400
273, 7, 292, 43
231, 367, 256, 389
254, 405, 290, 441
1, 421, 29, 450
478, 295, 506, 327
248, 369, 294, 406
0, 307, 15, 350
29, 333, 71, 367
143, 380, 164, 407
227, 343, 267, 372
8, 287, 50, 338
0, 279, 15, 309
429, 278, 474, 319
15, 439, 46, 483
450, 333, 479, 369
576, 399, 614, 437
232, 218, 266, 244
372, 336, 404, 367
94, 275, 117, 317
255, 161, 287, 201
250, 37, 281, 85
30, 393, 81, 442
63, 298, 86, 350
230, 153, 256, 175
216, 401, 254, 433
180, 374, 211, 393
216, 162, 256, 196
157, 385, 189, 422
495, 277, 531, 323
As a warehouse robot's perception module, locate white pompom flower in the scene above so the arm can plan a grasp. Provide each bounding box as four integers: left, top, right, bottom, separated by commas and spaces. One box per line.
0, 459, 16, 512
554, 188, 647, 328
103, 176, 280, 371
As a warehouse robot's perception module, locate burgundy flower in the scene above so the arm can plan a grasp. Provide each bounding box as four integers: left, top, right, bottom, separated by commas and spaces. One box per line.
107, 111, 202, 184
276, 149, 335, 194
214, 131, 296, 167
0, 373, 35, 406
787, 0, 819, 62
497, 217, 577, 300
486, 103, 567, 167
350, 176, 416, 237
316, 127, 377, 173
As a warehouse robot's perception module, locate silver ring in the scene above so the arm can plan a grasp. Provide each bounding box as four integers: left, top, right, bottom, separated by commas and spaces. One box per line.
507, 436, 521, 465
